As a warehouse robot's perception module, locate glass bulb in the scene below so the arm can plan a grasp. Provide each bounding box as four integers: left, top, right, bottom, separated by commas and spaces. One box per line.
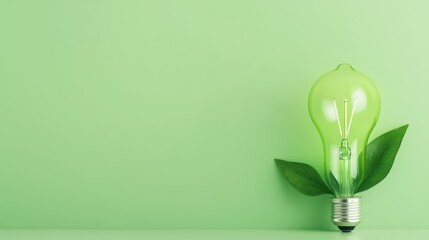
308, 63, 381, 198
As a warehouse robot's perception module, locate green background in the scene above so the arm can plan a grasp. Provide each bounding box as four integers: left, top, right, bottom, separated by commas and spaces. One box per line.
0, 0, 427, 230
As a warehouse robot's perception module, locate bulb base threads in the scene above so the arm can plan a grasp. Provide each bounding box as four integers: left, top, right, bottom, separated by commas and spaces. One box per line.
331, 197, 361, 232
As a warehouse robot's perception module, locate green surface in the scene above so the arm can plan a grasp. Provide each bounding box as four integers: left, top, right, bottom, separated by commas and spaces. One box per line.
0, 0, 428, 229
0, 230, 428, 240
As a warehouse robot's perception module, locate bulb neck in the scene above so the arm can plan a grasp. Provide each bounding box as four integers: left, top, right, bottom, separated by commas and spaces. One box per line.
331, 197, 361, 232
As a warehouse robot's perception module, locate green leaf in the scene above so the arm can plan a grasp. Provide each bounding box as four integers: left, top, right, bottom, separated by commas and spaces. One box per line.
356, 124, 409, 193
275, 159, 333, 196
329, 171, 339, 194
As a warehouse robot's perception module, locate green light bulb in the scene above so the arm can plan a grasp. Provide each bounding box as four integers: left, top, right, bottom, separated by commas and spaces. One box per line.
308, 63, 381, 231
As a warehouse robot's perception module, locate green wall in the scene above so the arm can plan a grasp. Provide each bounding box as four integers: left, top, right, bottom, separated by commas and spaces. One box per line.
0, 0, 427, 229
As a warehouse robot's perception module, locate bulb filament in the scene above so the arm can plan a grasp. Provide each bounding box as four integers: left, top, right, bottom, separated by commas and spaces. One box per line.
333, 98, 357, 141
333, 98, 357, 197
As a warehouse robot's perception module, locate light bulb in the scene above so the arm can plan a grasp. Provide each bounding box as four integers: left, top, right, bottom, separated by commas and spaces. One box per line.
308, 63, 381, 232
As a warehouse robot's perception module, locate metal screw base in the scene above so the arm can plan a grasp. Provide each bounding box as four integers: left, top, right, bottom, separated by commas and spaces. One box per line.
331, 197, 361, 232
